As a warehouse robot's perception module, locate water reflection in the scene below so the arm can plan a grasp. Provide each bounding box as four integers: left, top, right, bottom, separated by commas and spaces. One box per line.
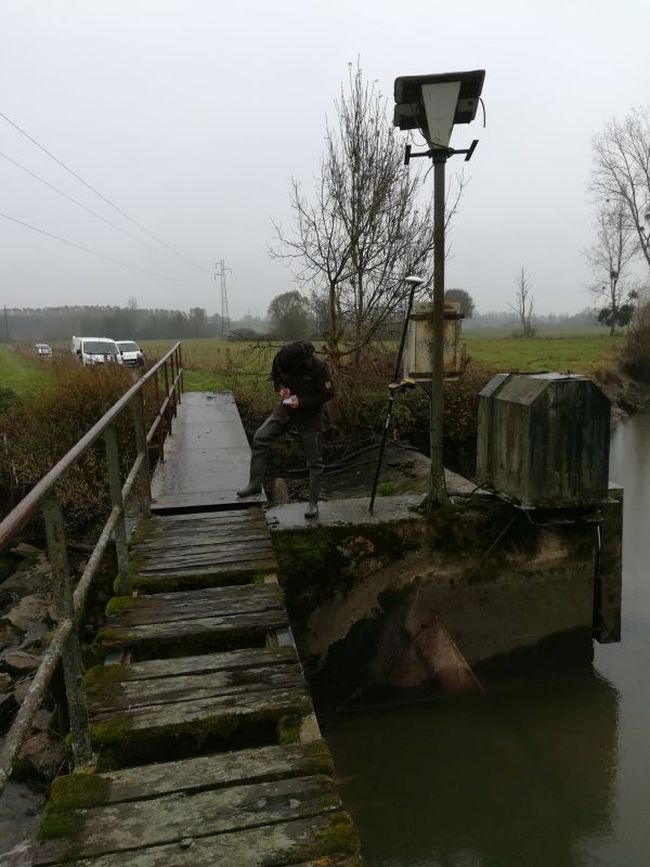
326, 671, 619, 867
325, 414, 650, 867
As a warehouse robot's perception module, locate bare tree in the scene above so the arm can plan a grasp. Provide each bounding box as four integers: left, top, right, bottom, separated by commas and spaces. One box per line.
585, 201, 638, 335
591, 107, 650, 272
509, 267, 535, 337
272, 62, 466, 369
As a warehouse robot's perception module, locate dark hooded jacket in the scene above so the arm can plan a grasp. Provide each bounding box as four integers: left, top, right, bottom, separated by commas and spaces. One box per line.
270, 341, 333, 431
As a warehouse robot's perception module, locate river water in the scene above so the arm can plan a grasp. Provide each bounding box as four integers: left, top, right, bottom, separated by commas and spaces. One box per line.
325, 413, 650, 867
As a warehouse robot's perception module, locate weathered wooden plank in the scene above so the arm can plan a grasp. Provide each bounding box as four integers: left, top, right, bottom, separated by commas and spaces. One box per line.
134, 535, 274, 557
86, 664, 305, 714
96, 609, 289, 654
105, 646, 297, 681
137, 556, 277, 578
135, 513, 267, 530
36, 812, 360, 866
118, 581, 281, 608
138, 547, 276, 568
38, 775, 342, 862
136, 552, 276, 575
90, 685, 312, 738
135, 519, 268, 537
44, 742, 335, 808
133, 519, 272, 539
132, 562, 278, 592
104, 587, 284, 629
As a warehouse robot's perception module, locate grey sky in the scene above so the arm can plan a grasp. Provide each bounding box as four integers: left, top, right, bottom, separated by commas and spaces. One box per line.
2, 0, 649, 317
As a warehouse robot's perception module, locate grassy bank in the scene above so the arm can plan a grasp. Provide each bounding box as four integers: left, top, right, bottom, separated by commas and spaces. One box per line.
0, 346, 52, 397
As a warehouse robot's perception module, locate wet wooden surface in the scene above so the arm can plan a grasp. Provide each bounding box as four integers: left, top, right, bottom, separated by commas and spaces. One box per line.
132, 509, 277, 591
35, 745, 360, 866
96, 583, 289, 657
36, 391, 362, 865
150, 391, 265, 512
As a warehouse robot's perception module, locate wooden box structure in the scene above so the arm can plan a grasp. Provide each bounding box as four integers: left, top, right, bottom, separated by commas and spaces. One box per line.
477, 373, 611, 508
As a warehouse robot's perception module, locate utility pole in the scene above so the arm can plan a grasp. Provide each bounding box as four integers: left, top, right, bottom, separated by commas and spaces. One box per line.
429, 153, 448, 509
393, 69, 485, 515
3, 306, 9, 343
213, 259, 232, 338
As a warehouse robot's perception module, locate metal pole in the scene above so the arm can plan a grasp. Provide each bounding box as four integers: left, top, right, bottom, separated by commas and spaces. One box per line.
42, 493, 93, 767
104, 424, 132, 595
131, 392, 151, 517
428, 154, 450, 512
369, 282, 418, 512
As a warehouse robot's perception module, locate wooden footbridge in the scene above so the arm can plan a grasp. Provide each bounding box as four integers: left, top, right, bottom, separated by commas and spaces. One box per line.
0, 345, 362, 866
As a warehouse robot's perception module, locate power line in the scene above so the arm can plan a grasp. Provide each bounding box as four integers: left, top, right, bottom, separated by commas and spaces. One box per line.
0, 210, 194, 283
0, 109, 206, 272
0, 149, 188, 263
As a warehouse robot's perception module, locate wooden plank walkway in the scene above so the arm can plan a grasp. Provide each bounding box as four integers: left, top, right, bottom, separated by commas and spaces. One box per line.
35, 391, 362, 866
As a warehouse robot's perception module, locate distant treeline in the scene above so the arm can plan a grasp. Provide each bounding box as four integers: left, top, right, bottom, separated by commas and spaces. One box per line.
466, 308, 599, 330
0, 305, 269, 343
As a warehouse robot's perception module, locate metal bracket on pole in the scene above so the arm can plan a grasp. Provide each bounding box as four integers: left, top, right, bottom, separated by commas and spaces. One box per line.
404, 139, 479, 166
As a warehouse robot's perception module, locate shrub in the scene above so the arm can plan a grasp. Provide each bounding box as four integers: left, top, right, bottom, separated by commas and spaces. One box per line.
0, 387, 20, 415
0, 359, 137, 534
621, 304, 650, 383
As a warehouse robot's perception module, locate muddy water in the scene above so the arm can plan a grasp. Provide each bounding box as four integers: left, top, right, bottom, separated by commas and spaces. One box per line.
325, 414, 650, 867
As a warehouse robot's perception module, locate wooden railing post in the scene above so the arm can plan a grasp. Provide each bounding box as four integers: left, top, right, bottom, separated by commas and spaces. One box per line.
42, 493, 93, 768
163, 360, 172, 435
131, 392, 151, 517
169, 353, 178, 418
104, 424, 131, 595
176, 344, 183, 402
153, 369, 165, 462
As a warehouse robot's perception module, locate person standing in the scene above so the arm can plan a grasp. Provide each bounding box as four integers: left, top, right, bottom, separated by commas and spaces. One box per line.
237, 340, 333, 518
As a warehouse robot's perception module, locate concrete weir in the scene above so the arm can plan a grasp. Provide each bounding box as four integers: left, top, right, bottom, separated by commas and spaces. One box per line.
267, 478, 622, 710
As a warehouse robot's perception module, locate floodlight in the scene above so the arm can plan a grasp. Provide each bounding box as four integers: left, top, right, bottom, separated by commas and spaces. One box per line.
404, 275, 424, 286
394, 70, 485, 149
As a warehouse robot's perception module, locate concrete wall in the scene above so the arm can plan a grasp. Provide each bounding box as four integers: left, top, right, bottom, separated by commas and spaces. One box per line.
268, 492, 622, 710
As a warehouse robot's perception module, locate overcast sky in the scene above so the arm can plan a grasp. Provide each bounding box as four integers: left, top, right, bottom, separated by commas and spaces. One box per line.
1, 0, 649, 317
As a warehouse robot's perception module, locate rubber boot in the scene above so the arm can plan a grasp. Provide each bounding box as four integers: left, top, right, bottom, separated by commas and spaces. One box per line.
237, 453, 265, 497
304, 469, 322, 519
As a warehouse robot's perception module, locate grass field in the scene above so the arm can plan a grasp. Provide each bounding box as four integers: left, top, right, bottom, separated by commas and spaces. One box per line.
465, 332, 624, 372
141, 330, 624, 384
0, 330, 622, 404
0, 346, 52, 397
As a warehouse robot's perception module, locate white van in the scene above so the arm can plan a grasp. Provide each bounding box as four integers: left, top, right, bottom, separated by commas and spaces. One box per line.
115, 340, 145, 368
71, 336, 123, 366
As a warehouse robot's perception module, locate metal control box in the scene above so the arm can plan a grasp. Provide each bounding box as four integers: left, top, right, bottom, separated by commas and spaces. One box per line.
477, 373, 611, 508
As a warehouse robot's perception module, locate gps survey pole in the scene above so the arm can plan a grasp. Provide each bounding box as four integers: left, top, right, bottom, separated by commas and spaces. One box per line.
368, 275, 422, 513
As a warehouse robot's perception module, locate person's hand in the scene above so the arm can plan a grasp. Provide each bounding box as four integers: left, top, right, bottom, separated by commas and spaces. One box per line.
285, 395, 300, 409
279, 387, 290, 398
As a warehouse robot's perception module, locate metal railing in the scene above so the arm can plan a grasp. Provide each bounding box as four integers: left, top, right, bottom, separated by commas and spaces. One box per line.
0, 342, 183, 792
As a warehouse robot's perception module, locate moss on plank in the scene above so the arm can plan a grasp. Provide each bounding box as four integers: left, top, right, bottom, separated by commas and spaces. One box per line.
105, 595, 139, 616
82, 664, 128, 708
91, 690, 313, 770
44, 772, 112, 813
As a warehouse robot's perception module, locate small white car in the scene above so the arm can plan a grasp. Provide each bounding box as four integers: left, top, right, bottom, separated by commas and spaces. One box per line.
34, 343, 53, 358
116, 340, 145, 368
